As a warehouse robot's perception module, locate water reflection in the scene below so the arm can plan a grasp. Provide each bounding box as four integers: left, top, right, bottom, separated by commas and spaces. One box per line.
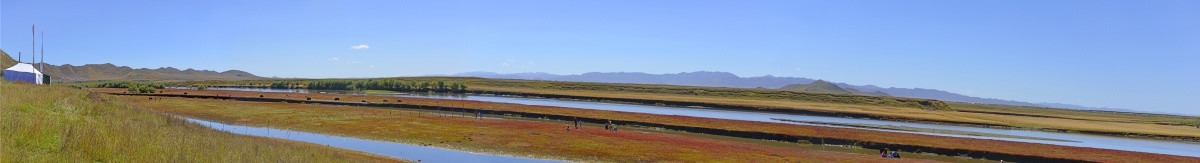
184, 118, 563, 163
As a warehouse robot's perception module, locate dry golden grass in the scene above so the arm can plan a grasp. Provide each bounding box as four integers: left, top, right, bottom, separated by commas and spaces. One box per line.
0, 82, 405, 162
948, 102, 1197, 125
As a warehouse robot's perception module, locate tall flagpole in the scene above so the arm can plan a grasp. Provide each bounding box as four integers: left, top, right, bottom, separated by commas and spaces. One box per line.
32, 24, 35, 64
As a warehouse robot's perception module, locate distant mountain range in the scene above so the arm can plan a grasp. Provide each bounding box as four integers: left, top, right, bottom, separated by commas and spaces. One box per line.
2, 50, 261, 82
453, 71, 1136, 112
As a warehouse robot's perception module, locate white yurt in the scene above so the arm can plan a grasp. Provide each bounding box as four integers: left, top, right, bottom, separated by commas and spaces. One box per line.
4, 63, 44, 84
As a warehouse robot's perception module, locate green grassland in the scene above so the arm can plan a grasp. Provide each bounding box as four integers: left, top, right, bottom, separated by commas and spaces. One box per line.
0, 81, 403, 162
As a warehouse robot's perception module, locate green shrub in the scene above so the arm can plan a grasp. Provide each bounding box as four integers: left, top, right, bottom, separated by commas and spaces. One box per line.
123, 83, 158, 93
1184, 119, 1200, 128
303, 79, 466, 93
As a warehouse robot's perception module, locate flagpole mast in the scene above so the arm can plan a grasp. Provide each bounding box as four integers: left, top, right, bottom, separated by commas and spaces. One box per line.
32, 24, 35, 65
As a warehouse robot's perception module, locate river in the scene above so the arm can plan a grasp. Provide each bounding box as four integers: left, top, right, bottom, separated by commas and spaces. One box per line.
183, 117, 563, 163
191, 87, 1200, 158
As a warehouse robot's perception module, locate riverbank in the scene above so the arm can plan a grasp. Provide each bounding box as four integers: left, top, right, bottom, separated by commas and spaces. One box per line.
93, 88, 1200, 162
0, 82, 403, 162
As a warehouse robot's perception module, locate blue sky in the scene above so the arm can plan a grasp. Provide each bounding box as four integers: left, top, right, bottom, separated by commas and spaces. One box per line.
2, 0, 1197, 115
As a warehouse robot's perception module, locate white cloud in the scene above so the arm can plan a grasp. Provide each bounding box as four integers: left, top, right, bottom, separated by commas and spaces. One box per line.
502, 58, 515, 67
329, 57, 340, 61
350, 44, 369, 50
369, 64, 376, 68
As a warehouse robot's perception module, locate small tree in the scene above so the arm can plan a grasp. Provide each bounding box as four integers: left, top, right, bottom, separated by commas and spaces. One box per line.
436, 80, 446, 91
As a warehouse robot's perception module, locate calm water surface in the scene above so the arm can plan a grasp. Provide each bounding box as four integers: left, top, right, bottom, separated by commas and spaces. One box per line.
184, 118, 563, 163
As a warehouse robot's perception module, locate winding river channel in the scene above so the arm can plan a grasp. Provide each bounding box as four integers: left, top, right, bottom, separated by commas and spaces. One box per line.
198, 87, 1200, 158
184, 118, 563, 163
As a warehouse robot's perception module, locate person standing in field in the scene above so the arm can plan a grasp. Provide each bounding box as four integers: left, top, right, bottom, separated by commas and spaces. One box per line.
573, 117, 580, 129
607, 120, 617, 131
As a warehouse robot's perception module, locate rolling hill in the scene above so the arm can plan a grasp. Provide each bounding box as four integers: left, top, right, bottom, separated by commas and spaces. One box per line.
1, 50, 17, 70
779, 80, 888, 96
1, 49, 261, 82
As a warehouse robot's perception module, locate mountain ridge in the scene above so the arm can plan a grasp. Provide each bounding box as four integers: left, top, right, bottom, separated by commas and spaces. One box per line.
2, 49, 261, 82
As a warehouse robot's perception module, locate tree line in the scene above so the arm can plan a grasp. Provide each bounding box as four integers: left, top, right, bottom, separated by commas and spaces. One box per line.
68, 81, 164, 93
301, 79, 467, 92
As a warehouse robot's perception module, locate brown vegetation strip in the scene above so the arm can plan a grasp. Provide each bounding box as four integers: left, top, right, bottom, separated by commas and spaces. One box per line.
92, 88, 1200, 162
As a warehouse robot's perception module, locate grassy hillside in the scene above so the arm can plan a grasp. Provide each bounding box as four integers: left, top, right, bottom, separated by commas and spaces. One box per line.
0, 81, 402, 162
780, 80, 852, 94
1, 50, 16, 70
779, 80, 887, 96
40, 63, 260, 82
